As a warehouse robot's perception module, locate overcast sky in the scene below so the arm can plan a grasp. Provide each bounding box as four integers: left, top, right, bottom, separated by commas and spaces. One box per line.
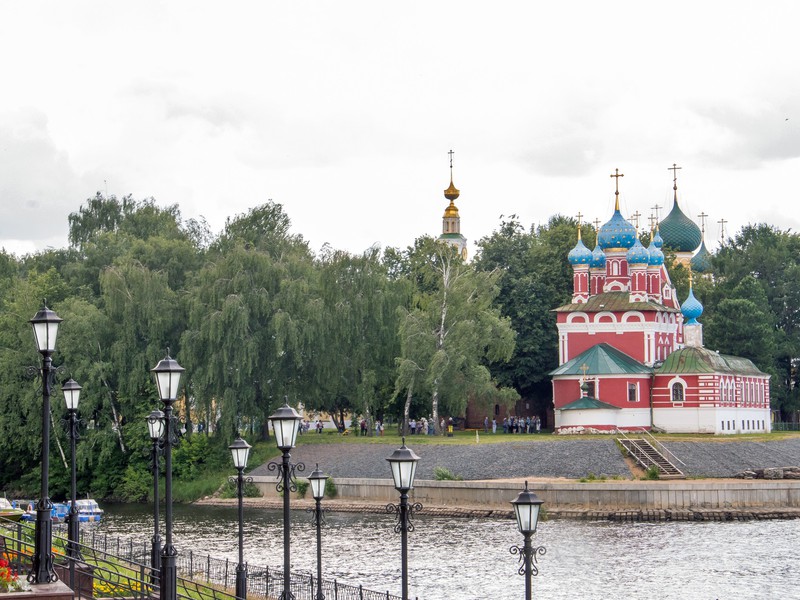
2, 1, 799, 258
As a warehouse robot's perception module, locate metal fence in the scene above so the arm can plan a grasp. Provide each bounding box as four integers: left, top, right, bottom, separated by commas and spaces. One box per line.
772, 422, 800, 431
79, 522, 408, 600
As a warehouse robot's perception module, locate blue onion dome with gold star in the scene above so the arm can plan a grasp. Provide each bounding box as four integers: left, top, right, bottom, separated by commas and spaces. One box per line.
690, 239, 712, 273
681, 281, 704, 324
652, 227, 664, 249
568, 230, 592, 265
590, 243, 606, 269
627, 236, 649, 265
598, 210, 638, 249
648, 237, 665, 266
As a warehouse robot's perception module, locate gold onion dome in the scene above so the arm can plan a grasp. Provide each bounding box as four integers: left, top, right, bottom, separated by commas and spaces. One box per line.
444, 177, 460, 201
443, 200, 460, 218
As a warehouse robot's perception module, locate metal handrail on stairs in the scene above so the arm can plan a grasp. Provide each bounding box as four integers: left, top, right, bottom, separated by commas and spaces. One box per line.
638, 427, 685, 467
615, 429, 684, 478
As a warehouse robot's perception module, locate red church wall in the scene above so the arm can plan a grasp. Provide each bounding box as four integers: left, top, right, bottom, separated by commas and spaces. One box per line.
564, 332, 646, 363
554, 377, 651, 409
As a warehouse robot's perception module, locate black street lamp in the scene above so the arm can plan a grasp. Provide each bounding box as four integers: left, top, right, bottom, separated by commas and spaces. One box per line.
28, 301, 62, 585
62, 378, 82, 587
307, 464, 328, 600
385, 438, 422, 600
267, 402, 304, 600
510, 481, 546, 600
146, 409, 165, 585
151, 353, 184, 600
229, 437, 252, 600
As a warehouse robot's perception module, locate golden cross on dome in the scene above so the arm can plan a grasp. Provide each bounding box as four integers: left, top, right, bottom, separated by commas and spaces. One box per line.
698, 212, 708, 235
593, 218, 601, 231
648, 214, 657, 230
651, 204, 662, 222
669, 163, 682, 199
579, 363, 590, 379
610, 168, 624, 211
718, 218, 728, 239
631, 210, 642, 230
576, 211, 584, 226
448, 149, 454, 170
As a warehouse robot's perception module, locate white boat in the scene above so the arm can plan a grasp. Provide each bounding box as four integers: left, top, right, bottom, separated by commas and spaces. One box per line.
68, 499, 104, 523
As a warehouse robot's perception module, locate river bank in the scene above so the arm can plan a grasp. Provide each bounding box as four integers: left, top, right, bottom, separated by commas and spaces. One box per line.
196, 477, 800, 522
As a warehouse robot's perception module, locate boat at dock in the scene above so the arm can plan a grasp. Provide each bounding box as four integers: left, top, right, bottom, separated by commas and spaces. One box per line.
68, 498, 104, 522
0, 498, 25, 522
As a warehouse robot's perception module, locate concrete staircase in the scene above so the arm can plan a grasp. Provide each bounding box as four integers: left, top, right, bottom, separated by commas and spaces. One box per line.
618, 437, 685, 479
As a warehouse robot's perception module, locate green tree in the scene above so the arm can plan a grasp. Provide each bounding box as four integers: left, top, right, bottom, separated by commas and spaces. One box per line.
394, 237, 517, 433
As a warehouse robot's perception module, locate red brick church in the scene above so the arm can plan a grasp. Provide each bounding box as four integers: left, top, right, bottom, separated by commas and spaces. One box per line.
551, 169, 771, 434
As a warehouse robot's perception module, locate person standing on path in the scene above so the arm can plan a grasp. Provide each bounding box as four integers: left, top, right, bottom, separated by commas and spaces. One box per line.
492, 418, 497, 433
484, 416, 489, 433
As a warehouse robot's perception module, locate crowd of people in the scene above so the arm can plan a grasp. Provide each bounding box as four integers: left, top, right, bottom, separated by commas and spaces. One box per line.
483, 415, 541, 434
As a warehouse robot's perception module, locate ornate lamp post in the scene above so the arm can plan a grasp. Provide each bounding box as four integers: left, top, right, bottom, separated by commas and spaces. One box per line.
229, 437, 252, 600
510, 481, 545, 600
146, 409, 165, 585
385, 438, 421, 600
151, 353, 184, 600
29, 302, 62, 585
268, 402, 304, 600
62, 378, 82, 587
307, 465, 328, 600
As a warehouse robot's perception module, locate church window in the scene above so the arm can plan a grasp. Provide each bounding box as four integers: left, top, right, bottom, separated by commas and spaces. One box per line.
627, 383, 638, 402
586, 380, 596, 398
494, 404, 500, 416
671, 382, 684, 403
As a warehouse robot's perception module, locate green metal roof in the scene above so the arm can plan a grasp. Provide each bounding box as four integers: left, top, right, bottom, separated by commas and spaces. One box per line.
655, 346, 768, 376
554, 291, 679, 314
439, 233, 466, 240
561, 396, 621, 411
550, 343, 652, 376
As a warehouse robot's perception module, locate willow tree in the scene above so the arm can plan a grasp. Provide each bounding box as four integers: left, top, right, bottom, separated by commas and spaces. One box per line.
394, 237, 518, 434
181, 203, 317, 441
311, 247, 408, 433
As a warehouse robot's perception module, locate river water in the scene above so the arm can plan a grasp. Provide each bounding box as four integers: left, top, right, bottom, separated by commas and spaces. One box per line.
97, 504, 799, 600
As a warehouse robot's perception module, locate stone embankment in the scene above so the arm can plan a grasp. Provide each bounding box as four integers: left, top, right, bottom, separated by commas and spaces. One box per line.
232, 436, 800, 522
735, 466, 800, 479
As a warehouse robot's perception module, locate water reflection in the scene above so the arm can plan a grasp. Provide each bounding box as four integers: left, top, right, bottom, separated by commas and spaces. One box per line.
99, 504, 800, 600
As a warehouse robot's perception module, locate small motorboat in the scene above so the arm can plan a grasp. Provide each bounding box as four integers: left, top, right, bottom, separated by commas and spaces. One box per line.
0, 498, 25, 522
68, 499, 104, 523
18, 500, 69, 522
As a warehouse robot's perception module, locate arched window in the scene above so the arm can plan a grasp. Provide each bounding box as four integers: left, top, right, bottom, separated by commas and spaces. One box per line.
672, 382, 685, 403
494, 404, 500, 416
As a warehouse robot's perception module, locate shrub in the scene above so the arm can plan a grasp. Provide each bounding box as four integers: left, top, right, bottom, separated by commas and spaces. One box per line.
433, 466, 462, 481
644, 466, 660, 480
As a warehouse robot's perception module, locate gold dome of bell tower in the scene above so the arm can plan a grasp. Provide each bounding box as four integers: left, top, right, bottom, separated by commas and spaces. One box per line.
438, 149, 468, 259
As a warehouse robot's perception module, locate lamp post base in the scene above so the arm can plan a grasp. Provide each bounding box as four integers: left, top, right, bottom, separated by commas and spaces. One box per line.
159, 546, 177, 600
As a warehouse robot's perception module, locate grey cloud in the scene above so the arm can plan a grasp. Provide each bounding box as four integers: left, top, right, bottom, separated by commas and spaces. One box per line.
0, 109, 85, 247
692, 100, 800, 166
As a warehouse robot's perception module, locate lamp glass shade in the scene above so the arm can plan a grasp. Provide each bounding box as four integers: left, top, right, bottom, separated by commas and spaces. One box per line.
386, 438, 420, 491
151, 354, 185, 402
511, 481, 544, 534
269, 403, 302, 450
308, 464, 329, 500
147, 409, 165, 441
30, 304, 62, 354
62, 379, 82, 411
229, 437, 252, 470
